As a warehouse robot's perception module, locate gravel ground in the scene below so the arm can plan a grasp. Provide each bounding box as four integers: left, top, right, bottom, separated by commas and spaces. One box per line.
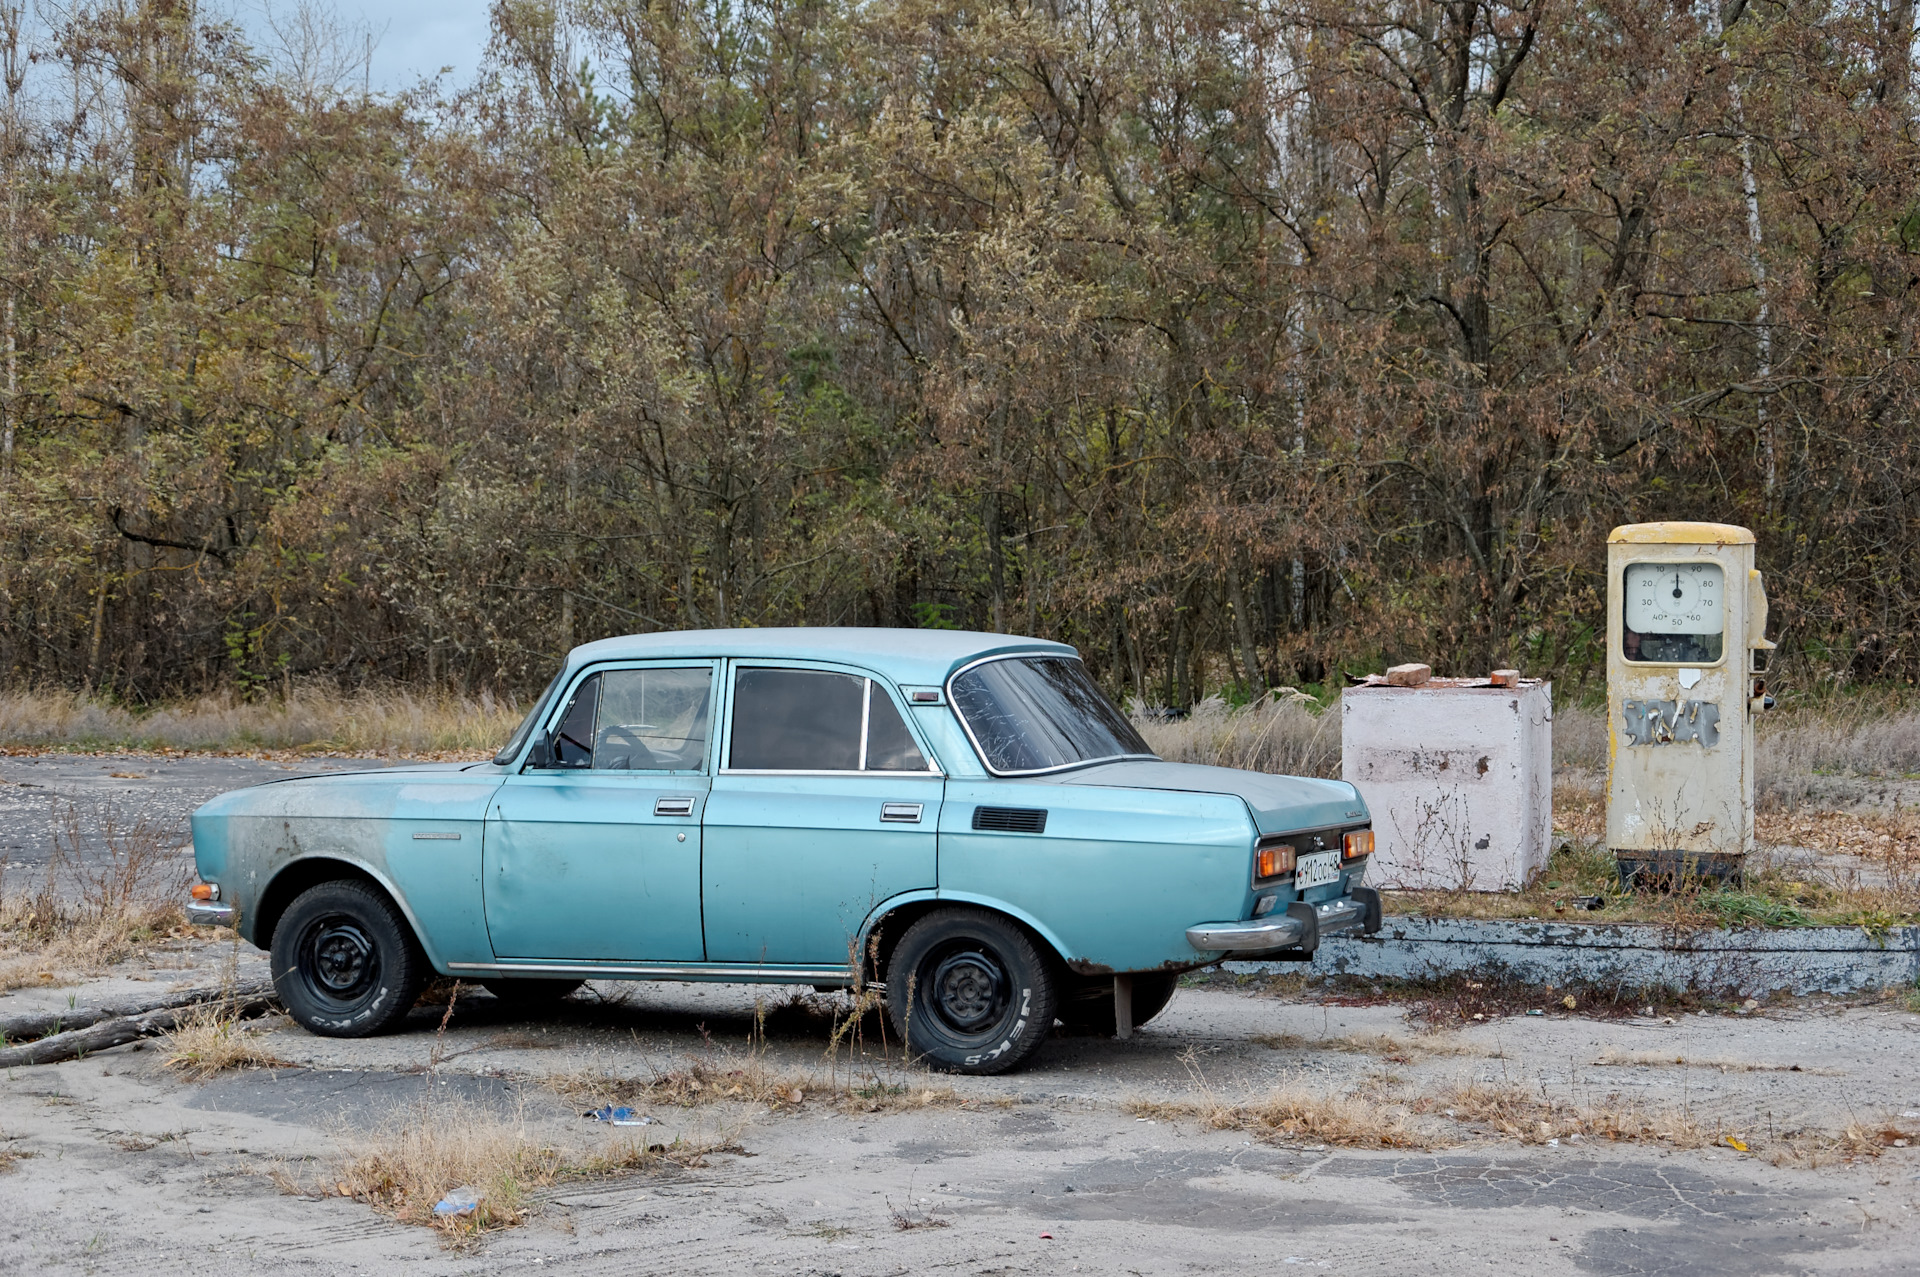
0, 753, 392, 886
2, 942, 1918, 1276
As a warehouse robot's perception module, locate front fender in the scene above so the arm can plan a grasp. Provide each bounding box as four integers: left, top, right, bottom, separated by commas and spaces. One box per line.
256, 854, 453, 972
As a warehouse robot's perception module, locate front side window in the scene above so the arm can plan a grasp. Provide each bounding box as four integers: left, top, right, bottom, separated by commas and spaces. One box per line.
1622, 561, 1725, 664
495, 668, 564, 765
950, 655, 1155, 774
593, 668, 713, 770
537, 667, 714, 771
729, 668, 930, 772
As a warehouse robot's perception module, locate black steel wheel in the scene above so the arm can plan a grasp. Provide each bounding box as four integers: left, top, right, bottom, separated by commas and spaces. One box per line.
886, 908, 1057, 1075
271, 880, 426, 1038
482, 978, 585, 1006
1055, 972, 1179, 1037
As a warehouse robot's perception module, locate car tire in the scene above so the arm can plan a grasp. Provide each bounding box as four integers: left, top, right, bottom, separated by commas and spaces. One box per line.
1055, 972, 1179, 1036
886, 908, 1057, 1075
271, 880, 427, 1038
481, 978, 585, 1006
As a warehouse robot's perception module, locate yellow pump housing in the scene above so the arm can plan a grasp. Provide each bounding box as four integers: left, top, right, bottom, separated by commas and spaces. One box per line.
1605, 522, 1770, 883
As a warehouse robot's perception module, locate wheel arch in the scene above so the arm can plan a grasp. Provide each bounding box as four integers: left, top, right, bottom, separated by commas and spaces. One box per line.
253, 856, 441, 969
857, 891, 1075, 987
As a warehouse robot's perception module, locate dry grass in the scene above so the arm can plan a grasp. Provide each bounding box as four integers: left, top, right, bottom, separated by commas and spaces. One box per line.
1134, 1064, 1913, 1166
1130, 1085, 1427, 1149
552, 1052, 966, 1118
1135, 693, 1341, 779
0, 682, 526, 757
275, 1098, 738, 1243
1588, 1048, 1840, 1076
163, 1005, 291, 1080
0, 801, 197, 990
1248, 1031, 1486, 1062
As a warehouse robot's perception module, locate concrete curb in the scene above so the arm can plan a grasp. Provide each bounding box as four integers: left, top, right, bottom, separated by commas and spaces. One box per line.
1226, 916, 1920, 998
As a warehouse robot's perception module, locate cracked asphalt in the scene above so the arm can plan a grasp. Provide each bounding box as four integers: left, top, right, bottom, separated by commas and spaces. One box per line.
2, 947, 1917, 1275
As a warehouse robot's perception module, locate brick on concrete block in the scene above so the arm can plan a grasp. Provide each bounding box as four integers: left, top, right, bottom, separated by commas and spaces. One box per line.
1490, 669, 1519, 687
1343, 679, 1552, 891
1384, 663, 1432, 687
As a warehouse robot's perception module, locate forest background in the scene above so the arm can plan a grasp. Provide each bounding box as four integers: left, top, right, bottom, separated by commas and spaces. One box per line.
0, 0, 1915, 711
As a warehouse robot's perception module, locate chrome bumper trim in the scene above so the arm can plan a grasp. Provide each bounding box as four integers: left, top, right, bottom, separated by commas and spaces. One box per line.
446, 961, 854, 985
1311, 897, 1367, 936
187, 901, 237, 927
1188, 895, 1372, 953
1186, 916, 1307, 951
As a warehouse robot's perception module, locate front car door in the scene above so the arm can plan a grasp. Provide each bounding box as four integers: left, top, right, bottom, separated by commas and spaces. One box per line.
702, 663, 943, 965
483, 661, 715, 961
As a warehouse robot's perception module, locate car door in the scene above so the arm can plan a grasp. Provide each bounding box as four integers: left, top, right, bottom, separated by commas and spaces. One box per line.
483, 661, 715, 961
702, 662, 943, 965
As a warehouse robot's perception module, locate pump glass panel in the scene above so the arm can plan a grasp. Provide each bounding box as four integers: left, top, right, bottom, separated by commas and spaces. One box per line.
1622, 562, 1724, 664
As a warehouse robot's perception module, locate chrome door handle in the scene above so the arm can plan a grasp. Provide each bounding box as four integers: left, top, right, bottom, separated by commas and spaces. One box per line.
880, 802, 923, 824
654, 796, 696, 818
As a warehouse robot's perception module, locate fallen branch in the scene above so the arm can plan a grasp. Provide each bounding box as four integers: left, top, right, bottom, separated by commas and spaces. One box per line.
0, 991, 278, 1068
0, 977, 275, 1045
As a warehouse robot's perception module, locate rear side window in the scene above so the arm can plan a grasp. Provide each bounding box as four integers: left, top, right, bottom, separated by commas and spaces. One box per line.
729, 668, 931, 772
865, 689, 928, 771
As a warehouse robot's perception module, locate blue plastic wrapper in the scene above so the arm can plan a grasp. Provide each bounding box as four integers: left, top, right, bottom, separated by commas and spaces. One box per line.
584, 1104, 656, 1126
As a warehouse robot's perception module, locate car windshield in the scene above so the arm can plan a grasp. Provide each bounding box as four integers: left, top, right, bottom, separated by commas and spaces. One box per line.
493, 668, 565, 765
949, 656, 1155, 774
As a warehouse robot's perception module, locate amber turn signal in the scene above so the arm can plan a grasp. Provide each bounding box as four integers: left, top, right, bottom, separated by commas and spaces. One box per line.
190, 882, 218, 901
1254, 844, 1296, 880
1342, 830, 1374, 860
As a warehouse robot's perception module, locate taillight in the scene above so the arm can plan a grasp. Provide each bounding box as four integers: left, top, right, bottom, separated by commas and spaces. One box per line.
1254, 843, 1296, 881
1343, 830, 1374, 860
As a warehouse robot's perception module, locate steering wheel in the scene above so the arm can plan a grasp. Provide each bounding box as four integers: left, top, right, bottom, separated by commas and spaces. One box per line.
595, 724, 658, 770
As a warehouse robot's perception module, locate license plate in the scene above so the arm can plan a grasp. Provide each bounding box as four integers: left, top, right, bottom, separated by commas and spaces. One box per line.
1296, 850, 1341, 889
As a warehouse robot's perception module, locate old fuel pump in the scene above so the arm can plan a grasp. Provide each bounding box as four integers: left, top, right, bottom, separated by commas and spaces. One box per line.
1606, 522, 1774, 886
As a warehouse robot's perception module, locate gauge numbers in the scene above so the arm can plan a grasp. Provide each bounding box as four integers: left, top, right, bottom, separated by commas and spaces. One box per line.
1624, 562, 1724, 635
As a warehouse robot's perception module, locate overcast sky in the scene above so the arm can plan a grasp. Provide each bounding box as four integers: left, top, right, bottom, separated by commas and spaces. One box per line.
232, 0, 497, 92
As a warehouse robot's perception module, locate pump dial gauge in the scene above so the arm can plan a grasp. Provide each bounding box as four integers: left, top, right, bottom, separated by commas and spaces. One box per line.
1624, 562, 1724, 635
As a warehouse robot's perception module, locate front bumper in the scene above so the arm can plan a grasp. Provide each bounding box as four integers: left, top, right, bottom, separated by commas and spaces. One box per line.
187, 901, 237, 927
1187, 887, 1381, 954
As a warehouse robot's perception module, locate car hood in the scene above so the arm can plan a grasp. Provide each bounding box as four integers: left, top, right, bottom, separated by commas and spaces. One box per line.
1041, 760, 1366, 835
252, 761, 488, 786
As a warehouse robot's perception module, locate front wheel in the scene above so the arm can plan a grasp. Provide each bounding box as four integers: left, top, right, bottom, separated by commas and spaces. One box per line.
271, 880, 427, 1038
885, 908, 1057, 1075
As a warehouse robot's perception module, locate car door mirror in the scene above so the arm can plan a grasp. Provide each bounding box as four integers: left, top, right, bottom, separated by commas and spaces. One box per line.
524, 730, 554, 769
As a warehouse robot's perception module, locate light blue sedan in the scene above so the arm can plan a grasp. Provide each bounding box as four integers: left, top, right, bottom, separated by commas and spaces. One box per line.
187, 629, 1379, 1073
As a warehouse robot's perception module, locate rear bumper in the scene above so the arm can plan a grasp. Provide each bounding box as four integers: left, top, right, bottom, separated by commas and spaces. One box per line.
1187, 886, 1381, 954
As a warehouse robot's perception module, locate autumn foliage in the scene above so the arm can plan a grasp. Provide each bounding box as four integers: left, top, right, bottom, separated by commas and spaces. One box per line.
1, 0, 1915, 701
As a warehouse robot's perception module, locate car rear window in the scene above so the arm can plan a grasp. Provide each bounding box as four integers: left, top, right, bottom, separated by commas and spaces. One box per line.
949, 656, 1155, 774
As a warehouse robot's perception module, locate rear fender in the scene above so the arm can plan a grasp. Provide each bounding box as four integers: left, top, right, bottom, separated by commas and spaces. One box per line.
856, 890, 1077, 984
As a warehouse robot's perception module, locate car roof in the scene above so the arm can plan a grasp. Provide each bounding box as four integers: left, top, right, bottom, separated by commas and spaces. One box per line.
564, 627, 1078, 686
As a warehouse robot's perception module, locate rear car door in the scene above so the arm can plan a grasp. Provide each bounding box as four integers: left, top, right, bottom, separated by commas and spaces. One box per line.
702, 663, 943, 965
483, 661, 715, 961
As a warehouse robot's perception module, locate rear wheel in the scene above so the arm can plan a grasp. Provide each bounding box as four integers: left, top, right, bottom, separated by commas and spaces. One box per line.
886, 908, 1057, 1075
482, 978, 585, 1006
1056, 972, 1179, 1037
271, 880, 426, 1038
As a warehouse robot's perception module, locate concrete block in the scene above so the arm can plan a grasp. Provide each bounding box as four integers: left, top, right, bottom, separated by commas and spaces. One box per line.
1231, 916, 1920, 999
1384, 663, 1432, 686
1343, 679, 1552, 891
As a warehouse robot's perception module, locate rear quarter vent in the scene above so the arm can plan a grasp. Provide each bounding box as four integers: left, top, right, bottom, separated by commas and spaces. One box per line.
972, 806, 1048, 834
